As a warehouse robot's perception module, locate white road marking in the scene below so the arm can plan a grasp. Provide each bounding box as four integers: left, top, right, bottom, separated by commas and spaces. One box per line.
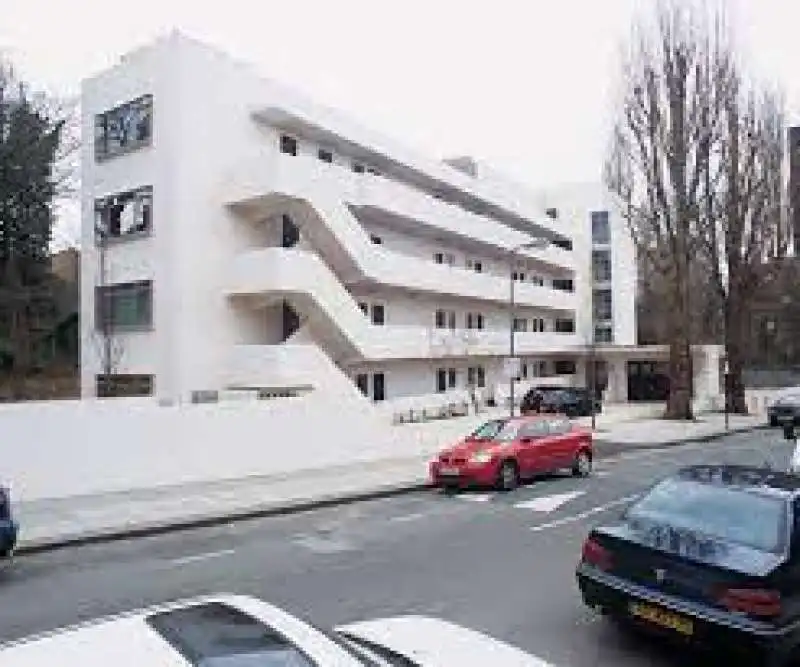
529, 494, 640, 533
514, 490, 586, 512
388, 512, 427, 523
456, 493, 493, 502
171, 548, 236, 566
293, 535, 354, 554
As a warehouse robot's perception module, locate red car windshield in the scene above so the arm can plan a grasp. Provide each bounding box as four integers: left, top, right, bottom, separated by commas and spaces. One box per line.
468, 419, 507, 440
494, 420, 550, 442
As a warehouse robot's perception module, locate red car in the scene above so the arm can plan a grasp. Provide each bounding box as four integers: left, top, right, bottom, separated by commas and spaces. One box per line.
429, 415, 593, 491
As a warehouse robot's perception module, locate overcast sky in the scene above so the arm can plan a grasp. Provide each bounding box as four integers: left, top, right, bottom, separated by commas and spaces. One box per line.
2, 0, 800, 246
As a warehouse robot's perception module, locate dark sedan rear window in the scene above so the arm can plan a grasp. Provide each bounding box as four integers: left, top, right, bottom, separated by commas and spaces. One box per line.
625, 478, 788, 553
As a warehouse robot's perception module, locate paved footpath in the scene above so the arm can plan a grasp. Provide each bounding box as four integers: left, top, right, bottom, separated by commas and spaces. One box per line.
15, 410, 766, 554
0, 427, 789, 665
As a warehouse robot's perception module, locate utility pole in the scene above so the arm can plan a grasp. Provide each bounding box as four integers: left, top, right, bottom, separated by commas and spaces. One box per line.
508, 238, 551, 418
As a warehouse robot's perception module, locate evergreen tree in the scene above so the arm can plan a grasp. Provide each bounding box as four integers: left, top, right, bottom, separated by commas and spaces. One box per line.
0, 61, 64, 396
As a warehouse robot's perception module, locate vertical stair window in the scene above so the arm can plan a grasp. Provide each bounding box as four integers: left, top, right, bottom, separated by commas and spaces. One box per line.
280, 134, 298, 156
372, 373, 386, 402
371, 304, 385, 325
436, 369, 447, 393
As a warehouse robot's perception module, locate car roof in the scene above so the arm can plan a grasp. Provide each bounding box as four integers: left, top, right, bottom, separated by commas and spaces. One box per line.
671, 464, 800, 499
0, 594, 362, 667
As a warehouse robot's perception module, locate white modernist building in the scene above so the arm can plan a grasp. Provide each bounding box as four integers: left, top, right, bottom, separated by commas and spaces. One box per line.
80, 33, 721, 416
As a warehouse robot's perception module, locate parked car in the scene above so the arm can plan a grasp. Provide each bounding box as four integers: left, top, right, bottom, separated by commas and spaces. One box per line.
429, 415, 593, 492
0, 593, 555, 666
0, 486, 17, 560
576, 464, 800, 666
520, 385, 564, 414
768, 392, 800, 427
539, 388, 602, 418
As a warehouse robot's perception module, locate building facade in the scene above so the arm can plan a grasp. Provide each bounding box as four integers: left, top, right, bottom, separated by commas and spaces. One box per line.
81, 33, 652, 413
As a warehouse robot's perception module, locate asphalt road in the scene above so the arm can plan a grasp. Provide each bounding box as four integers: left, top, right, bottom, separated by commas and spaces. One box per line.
0, 427, 791, 666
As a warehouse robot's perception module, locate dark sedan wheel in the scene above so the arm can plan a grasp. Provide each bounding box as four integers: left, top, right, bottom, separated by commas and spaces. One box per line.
497, 460, 519, 492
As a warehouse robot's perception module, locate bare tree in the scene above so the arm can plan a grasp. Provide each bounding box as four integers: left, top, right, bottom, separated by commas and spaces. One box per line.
699, 60, 789, 413
605, 0, 722, 419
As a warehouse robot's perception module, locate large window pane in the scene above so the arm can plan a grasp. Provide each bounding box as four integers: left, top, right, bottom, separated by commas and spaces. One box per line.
95, 186, 153, 240
591, 211, 610, 244
95, 280, 153, 330
95, 95, 153, 161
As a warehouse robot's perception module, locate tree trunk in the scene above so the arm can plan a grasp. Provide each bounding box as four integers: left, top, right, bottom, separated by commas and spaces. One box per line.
724, 291, 749, 414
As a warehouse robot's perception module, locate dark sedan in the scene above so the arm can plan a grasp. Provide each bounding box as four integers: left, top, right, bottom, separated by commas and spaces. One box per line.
539, 388, 601, 418
576, 465, 800, 666
768, 392, 800, 427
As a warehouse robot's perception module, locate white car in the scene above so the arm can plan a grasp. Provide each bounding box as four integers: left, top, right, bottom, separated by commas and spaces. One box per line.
0, 594, 554, 667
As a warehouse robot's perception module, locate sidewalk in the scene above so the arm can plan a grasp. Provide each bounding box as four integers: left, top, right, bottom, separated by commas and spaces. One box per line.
14, 410, 768, 555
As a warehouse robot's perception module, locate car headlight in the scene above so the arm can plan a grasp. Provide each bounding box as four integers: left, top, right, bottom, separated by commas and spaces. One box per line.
470, 451, 493, 464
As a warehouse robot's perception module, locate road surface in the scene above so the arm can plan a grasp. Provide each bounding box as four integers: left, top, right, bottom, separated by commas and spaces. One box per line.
0, 427, 788, 666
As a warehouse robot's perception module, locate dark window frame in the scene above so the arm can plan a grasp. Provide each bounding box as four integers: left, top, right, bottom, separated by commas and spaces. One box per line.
371, 303, 385, 325
372, 373, 386, 402
280, 134, 298, 156
436, 368, 447, 393
94, 94, 153, 162
94, 186, 153, 243
95, 280, 154, 331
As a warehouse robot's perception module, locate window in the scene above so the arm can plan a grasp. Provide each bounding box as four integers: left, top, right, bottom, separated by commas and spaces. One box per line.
467, 366, 486, 388
513, 318, 528, 332
96, 374, 153, 398
593, 289, 613, 321
352, 162, 366, 173
356, 373, 369, 396
592, 249, 612, 282
553, 237, 573, 251
520, 362, 528, 379
435, 309, 446, 328
555, 318, 575, 333
434, 252, 444, 264
95, 186, 153, 241
95, 280, 153, 330
532, 318, 546, 332
145, 602, 317, 667
532, 360, 547, 377
448, 368, 457, 388
372, 373, 386, 402
369, 234, 383, 245
591, 210, 611, 244
318, 148, 333, 163
548, 418, 571, 435
366, 166, 381, 176
371, 304, 385, 325
449, 311, 457, 329
594, 325, 613, 343
546, 207, 559, 219
477, 366, 486, 387
466, 313, 484, 330
434, 252, 455, 266
530, 275, 544, 286
554, 360, 576, 375
358, 302, 369, 315
466, 259, 483, 273
552, 278, 574, 292
436, 369, 447, 393
281, 215, 299, 248
625, 477, 788, 553
94, 94, 153, 161
279, 134, 298, 156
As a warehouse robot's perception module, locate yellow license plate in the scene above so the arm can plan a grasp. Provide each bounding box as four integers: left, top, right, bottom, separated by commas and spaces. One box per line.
629, 602, 694, 636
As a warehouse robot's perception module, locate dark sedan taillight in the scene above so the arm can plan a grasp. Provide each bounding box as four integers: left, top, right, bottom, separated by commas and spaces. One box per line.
717, 587, 782, 618
581, 537, 613, 571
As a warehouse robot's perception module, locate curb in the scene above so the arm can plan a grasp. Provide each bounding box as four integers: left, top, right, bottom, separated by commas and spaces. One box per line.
16, 481, 431, 556
16, 423, 768, 556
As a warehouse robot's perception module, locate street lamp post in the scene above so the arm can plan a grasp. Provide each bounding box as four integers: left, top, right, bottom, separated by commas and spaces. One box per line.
508, 237, 551, 417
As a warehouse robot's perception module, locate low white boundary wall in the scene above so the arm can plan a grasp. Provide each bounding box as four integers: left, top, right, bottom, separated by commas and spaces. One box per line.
0, 392, 749, 503
1, 396, 422, 502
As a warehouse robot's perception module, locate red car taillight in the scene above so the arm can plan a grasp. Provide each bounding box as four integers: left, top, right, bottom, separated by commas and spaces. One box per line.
581, 537, 613, 571
717, 587, 782, 618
